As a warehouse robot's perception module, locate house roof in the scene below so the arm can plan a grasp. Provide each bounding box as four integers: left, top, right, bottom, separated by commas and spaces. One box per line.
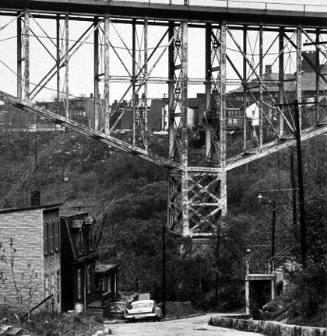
0, 203, 62, 215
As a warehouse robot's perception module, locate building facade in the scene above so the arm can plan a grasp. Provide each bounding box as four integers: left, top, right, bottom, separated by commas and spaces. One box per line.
60, 212, 119, 312
0, 204, 61, 312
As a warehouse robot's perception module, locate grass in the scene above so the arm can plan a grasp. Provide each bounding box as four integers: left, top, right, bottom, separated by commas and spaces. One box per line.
0, 307, 106, 336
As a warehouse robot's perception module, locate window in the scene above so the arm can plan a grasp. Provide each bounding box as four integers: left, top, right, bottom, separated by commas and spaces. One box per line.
45, 219, 60, 256
87, 266, 91, 294
45, 275, 49, 298
114, 274, 117, 294
77, 269, 82, 300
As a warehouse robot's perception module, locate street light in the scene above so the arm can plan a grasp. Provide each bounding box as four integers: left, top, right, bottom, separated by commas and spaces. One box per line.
257, 193, 276, 272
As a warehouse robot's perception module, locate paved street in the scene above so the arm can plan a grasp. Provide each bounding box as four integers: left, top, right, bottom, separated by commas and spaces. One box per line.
108, 314, 263, 336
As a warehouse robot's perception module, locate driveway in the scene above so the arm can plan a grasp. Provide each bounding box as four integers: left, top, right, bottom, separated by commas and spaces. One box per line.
108, 314, 263, 336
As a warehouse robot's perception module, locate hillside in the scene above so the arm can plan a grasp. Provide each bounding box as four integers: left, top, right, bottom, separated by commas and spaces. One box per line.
0, 131, 326, 325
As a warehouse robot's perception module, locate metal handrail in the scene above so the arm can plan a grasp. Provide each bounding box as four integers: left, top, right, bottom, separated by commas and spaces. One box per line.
112, 0, 327, 13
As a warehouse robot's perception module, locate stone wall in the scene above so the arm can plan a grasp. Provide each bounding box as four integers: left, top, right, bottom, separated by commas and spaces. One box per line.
209, 316, 327, 336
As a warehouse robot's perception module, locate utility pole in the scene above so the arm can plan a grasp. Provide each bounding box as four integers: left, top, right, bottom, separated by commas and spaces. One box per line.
162, 223, 166, 317
294, 100, 306, 268
271, 200, 276, 271
214, 225, 221, 302
290, 151, 298, 232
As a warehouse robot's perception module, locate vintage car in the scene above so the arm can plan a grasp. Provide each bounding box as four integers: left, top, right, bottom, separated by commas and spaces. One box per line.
105, 301, 128, 319
124, 300, 162, 321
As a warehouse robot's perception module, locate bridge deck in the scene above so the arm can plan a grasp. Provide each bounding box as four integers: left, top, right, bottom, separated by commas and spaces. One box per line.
1, 0, 327, 27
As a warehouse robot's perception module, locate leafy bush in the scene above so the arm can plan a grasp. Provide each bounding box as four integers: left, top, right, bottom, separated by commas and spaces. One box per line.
293, 264, 327, 319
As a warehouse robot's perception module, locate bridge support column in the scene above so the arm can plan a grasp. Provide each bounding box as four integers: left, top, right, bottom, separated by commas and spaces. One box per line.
219, 23, 227, 220
131, 19, 149, 150
205, 23, 226, 164
94, 16, 100, 130
17, 13, 22, 99
315, 28, 320, 124
17, 10, 30, 100
132, 19, 136, 145
296, 26, 302, 129
56, 15, 61, 115
168, 23, 226, 237
104, 16, 110, 134
64, 15, 69, 119
143, 19, 148, 151
24, 10, 30, 100
278, 27, 284, 137
243, 25, 247, 151
259, 25, 263, 148
167, 21, 190, 236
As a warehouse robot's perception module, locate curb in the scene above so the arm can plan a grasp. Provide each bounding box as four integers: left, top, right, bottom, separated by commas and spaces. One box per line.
161, 312, 207, 322
209, 316, 327, 336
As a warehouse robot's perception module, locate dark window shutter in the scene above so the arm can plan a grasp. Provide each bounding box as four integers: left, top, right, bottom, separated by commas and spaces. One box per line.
44, 222, 48, 256
55, 220, 60, 252
49, 222, 54, 254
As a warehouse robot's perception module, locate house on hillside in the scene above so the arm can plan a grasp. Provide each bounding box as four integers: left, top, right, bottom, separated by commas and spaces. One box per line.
230, 51, 327, 133
60, 212, 119, 312
0, 200, 62, 312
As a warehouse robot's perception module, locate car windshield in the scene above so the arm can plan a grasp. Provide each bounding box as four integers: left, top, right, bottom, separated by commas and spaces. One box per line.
131, 301, 153, 310
110, 303, 125, 308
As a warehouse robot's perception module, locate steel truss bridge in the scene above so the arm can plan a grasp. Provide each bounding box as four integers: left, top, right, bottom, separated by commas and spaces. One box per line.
0, 0, 326, 237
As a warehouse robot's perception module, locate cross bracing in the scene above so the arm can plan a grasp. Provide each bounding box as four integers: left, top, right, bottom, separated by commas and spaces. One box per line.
0, 1, 326, 237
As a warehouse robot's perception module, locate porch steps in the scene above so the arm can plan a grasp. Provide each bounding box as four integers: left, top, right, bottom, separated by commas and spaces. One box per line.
87, 300, 104, 317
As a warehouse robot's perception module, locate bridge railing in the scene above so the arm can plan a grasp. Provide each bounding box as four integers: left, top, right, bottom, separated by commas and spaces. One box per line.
112, 0, 327, 13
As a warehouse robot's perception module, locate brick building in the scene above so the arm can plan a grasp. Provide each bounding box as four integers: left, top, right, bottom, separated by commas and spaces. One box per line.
0, 203, 61, 312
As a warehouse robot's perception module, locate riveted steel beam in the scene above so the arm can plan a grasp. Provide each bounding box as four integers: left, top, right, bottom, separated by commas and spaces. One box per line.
64, 15, 69, 119
94, 16, 100, 130
278, 27, 284, 137
104, 16, 110, 134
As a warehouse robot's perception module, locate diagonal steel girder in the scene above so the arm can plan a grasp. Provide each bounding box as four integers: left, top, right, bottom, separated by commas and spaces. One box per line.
226, 122, 327, 171
0, 90, 182, 169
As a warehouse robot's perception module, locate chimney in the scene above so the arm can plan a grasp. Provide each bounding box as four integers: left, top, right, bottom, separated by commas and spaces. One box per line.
265, 65, 272, 74
30, 190, 40, 207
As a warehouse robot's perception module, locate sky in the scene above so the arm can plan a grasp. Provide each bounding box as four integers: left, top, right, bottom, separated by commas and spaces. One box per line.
0, 0, 326, 104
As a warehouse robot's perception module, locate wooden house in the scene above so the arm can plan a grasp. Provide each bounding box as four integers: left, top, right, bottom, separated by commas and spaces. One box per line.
60, 212, 119, 312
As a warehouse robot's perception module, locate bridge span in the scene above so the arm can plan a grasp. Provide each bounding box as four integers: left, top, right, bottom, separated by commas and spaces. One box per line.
0, 0, 326, 237
1, 0, 326, 26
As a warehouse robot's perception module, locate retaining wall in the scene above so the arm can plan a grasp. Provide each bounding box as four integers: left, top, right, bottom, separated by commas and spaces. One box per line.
209, 316, 327, 336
